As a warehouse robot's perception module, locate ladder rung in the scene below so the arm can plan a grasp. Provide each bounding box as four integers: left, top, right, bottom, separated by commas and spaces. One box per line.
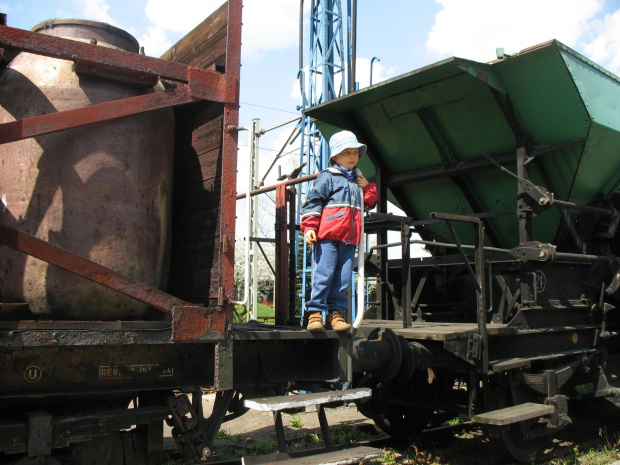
244, 388, 372, 412
242, 445, 382, 465
472, 402, 555, 426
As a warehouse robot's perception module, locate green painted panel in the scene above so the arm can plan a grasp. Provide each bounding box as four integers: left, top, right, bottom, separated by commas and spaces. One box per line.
561, 48, 620, 133
573, 124, 620, 201
494, 44, 589, 144
401, 177, 479, 245
428, 76, 514, 160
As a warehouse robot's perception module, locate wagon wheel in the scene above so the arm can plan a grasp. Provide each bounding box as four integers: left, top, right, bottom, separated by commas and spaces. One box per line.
492, 387, 553, 463
357, 374, 434, 440
372, 406, 434, 440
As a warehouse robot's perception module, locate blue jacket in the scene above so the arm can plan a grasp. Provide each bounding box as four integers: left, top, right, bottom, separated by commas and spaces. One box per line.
300, 167, 378, 245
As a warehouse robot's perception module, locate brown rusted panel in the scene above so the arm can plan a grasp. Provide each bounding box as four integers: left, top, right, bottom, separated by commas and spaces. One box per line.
169, 102, 225, 304
164, 0, 240, 312
0, 88, 195, 145
174, 153, 222, 187
171, 306, 226, 341
160, 2, 228, 69
174, 112, 223, 164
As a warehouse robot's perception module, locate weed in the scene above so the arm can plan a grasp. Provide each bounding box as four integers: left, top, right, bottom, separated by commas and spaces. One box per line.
290, 415, 303, 429
251, 438, 278, 455
331, 423, 371, 444
442, 413, 468, 426
216, 429, 241, 442
373, 450, 397, 464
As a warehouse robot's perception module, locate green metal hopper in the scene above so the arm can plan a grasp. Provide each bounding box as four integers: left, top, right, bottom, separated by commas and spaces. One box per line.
305, 40, 620, 249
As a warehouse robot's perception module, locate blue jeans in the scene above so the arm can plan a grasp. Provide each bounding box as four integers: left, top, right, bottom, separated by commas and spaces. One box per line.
306, 239, 355, 313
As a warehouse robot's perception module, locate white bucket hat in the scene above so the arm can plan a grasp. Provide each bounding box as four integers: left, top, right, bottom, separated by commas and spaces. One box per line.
328, 130, 367, 164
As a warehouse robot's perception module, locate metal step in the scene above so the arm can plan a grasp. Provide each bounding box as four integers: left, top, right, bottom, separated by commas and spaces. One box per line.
472, 402, 555, 426
244, 388, 372, 412
242, 445, 382, 465
243, 388, 373, 454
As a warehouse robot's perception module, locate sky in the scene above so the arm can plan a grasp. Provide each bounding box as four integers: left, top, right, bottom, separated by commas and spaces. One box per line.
4, 0, 620, 250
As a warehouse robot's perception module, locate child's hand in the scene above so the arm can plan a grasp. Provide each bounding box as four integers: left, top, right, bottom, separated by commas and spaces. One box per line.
356, 173, 369, 188
305, 229, 317, 245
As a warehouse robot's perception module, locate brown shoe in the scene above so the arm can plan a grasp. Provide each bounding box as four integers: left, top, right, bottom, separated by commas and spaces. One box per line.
307, 312, 324, 331
325, 311, 351, 331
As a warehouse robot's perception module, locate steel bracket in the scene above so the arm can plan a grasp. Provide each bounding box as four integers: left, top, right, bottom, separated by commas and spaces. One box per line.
468, 333, 482, 361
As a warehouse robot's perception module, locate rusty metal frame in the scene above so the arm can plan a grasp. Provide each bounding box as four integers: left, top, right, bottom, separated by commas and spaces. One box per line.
0, 225, 194, 313
219, 0, 243, 312
0, 1, 242, 343
430, 212, 488, 374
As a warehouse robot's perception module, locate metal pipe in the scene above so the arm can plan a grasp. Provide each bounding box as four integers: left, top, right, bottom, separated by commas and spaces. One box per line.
370, 56, 380, 85
350, 0, 357, 91
554, 251, 611, 263
352, 179, 366, 334
369, 239, 511, 255
299, 0, 304, 73
229, 127, 251, 306
236, 173, 318, 200
549, 198, 615, 217
260, 116, 301, 134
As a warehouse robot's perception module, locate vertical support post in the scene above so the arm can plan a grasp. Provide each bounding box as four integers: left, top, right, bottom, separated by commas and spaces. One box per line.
473, 219, 488, 375
401, 222, 412, 328
516, 146, 533, 304
273, 411, 287, 452
516, 146, 531, 244
248, 119, 260, 320
288, 186, 298, 324
275, 183, 289, 325
317, 405, 333, 448
220, 0, 242, 323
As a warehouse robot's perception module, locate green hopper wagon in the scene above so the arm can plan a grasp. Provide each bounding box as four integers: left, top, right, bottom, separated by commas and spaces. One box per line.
306, 41, 620, 463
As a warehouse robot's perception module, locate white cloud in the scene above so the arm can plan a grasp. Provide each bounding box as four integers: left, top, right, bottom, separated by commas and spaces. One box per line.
583, 9, 620, 74
71, 0, 114, 24
136, 0, 222, 56
137, 0, 300, 60
137, 25, 172, 57
144, 0, 222, 33
241, 0, 301, 61
426, 0, 603, 63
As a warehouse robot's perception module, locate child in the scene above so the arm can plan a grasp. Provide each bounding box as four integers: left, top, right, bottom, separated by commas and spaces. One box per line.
300, 130, 378, 331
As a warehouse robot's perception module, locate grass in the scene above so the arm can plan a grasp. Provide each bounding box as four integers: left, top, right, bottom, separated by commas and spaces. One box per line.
234, 303, 275, 323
